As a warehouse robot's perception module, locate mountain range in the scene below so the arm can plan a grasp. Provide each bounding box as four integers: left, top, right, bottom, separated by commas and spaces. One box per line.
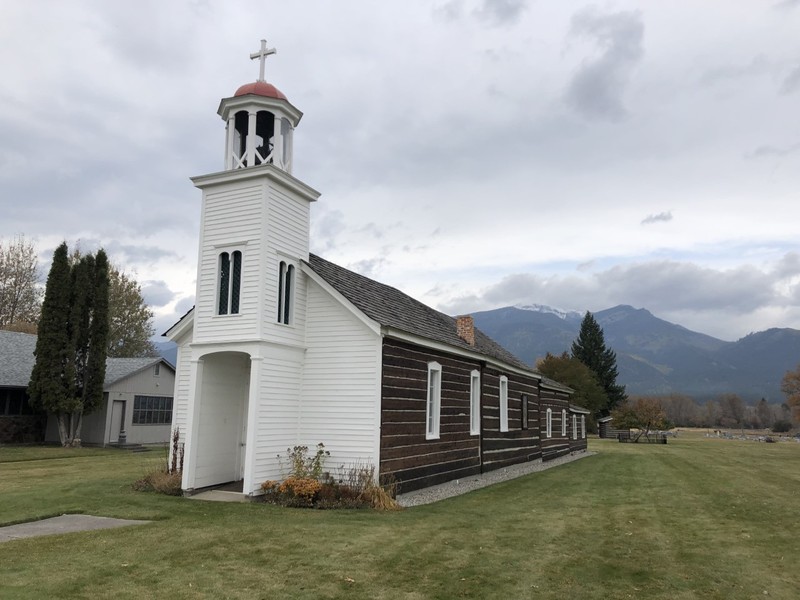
472, 304, 800, 403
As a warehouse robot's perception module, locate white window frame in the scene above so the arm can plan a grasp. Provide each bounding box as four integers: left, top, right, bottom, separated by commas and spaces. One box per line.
572, 414, 578, 440
277, 261, 295, 325
216, 248, 244, 316
469, 370, 481, 436
499, 376, 509, 433
581, 415, 586, 439
561, 409, 567, 437
546, 408, 552, 438
521, 394, 528, 430
426, 362, 442, 440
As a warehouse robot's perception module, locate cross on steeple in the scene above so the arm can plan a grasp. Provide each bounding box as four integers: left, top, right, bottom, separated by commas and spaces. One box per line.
250, 39, 276, 82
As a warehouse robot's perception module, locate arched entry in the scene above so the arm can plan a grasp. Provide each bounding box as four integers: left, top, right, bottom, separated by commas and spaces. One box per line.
192, 351, 251, 489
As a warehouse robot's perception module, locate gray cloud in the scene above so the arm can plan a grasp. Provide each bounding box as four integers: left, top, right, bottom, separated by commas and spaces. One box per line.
441, 257, 797, 319
310, 209, 347, 253
780, 65, 800, 94
565, 8, 644, 121
473, 0, 528, 27
699, 55, 770, 86
141, 280, 176, 307
641, 211, 672, 225
747, 142, 800, 158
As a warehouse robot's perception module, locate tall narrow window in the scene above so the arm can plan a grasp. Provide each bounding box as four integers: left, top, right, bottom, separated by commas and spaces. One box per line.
581, 415, 586, 439
546, 408, 552, 438
562, 409, 567, 437
573, 414, 578, 440
469, 370, 481, 435
426, 362, 442, 440
521, 394, 528, 430
218, 252, 230, 314
217, 250, 242, 315
277, 261, 295, 324
499, 376, 508, 433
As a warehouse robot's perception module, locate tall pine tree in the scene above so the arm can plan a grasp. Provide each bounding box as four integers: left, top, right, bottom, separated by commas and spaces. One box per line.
571, 311, 627, 414
28, 243, 110, 447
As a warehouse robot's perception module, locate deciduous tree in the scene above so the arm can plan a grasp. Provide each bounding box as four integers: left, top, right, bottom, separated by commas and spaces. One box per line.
107, 268, 157, 357
780, 364, 800, 422
611, 396, 668, 440
28, 243, 110, 446
537, 352, 607, 430
0, 235, 41, 330
571, 311, 627, 412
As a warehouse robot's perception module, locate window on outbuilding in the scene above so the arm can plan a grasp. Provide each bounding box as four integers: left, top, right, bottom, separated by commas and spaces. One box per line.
561, 408, 567, 437
573, 414, 578, 440
499, 376, 509, 432
581, 415, 586, 439
469, 370, 481, 435
277, 261, 295, 324
217, 250, 242, 315
132, 396, 173, 425
426, 362, 442, 440
546, 408, 552, 438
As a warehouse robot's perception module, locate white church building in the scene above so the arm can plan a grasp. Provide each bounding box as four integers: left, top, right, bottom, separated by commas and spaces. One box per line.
166, 41, 584, 498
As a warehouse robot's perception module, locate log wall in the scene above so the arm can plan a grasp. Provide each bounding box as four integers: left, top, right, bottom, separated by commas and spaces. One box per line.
380, 339, 481, 493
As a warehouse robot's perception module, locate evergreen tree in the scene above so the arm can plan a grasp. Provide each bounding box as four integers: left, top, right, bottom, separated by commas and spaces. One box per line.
571, 311, 627, 413
28, 243, 110, 447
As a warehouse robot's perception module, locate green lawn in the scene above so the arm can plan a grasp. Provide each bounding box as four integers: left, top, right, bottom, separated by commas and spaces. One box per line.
0, 436, 798, 599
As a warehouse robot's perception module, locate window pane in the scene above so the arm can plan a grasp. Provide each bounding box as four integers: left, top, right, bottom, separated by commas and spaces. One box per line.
283, 265, 293, 324
218, 252, 230, 314
231, 251, 242, 314
277, 261, 285, 322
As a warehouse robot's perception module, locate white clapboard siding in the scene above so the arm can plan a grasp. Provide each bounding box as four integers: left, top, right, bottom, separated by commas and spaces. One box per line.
250, 348, 305, 484
297, 280, 381, 472
194, 182, 263, 342
171, 338, 193, 446
261, 184, 311, 347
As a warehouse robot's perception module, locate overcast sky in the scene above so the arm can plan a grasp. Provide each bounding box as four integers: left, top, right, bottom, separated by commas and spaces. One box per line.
2, 1, 799, 342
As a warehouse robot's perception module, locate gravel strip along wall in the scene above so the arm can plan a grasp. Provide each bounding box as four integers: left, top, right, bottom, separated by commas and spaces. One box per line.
396, 451, 596, 507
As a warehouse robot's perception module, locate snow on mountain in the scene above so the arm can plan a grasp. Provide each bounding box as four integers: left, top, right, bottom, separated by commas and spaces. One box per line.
514, 303, 583, 321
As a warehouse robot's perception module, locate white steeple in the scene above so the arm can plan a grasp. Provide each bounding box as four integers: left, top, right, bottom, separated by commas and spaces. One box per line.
217, 39, 301, 173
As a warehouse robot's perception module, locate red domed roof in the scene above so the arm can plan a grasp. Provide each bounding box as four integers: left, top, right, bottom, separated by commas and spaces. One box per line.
234, 81, 287, 100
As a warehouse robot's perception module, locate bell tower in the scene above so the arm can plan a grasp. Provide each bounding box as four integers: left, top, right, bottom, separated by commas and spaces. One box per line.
190, 39, 320, 346
218, 39, 301, 173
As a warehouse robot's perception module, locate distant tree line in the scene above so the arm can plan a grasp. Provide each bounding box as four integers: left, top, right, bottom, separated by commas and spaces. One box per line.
621, 393, 795, 433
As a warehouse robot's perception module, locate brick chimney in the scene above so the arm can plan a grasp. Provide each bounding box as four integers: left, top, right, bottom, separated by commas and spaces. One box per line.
456, 315, 475, 346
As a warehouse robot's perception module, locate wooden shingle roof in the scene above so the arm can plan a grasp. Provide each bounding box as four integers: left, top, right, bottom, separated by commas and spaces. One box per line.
306, 254, 534, 373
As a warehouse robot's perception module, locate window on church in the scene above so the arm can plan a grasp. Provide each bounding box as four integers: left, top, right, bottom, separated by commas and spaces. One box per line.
426, 362, 442, 440
561, 408, 567, 436
217, 250, 242, 315
521, 394, 529, 430
469, 370, 480, 435
546, 408, 552, 438
573, 414, 578, 440
499, 376, 508, 432
581, 415, 586, 439
277, 261, 295, 324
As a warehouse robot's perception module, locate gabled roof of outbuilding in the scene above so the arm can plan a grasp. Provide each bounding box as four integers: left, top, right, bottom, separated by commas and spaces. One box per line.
103, 357, 174, 387
306, 254, 532, 372
0, 331, 37, 387
0, 330, 173, 389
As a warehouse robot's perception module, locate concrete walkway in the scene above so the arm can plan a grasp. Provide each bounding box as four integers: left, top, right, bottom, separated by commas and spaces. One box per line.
0, 514, 150, 543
